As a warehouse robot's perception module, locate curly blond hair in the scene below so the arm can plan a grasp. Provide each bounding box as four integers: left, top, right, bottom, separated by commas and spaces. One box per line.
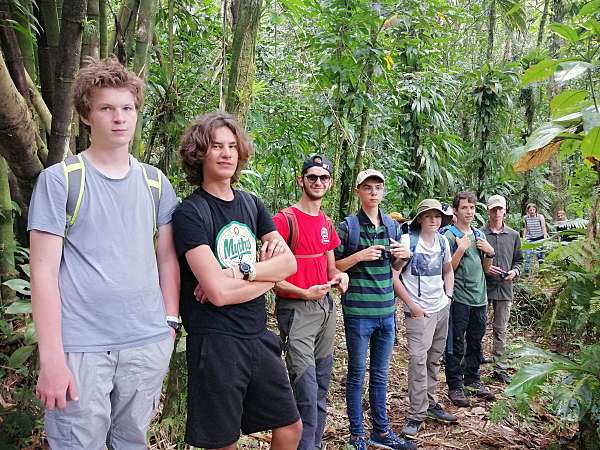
73, 57, 144, 120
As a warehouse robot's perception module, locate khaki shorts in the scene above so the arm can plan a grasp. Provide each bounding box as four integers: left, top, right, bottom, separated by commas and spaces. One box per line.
45, 336, 174, 450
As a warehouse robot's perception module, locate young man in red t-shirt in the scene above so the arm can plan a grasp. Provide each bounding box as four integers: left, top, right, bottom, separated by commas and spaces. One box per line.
273, 155, 349, 450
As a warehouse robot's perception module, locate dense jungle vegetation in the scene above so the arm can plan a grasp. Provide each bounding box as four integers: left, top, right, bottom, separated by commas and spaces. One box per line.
0, 0, 599, 448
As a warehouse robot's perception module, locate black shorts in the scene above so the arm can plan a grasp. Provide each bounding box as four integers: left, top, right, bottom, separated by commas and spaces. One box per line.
185, 330, 300, 448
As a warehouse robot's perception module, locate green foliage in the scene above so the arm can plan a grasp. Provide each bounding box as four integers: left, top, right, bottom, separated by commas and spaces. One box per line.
506, 343, 600, 444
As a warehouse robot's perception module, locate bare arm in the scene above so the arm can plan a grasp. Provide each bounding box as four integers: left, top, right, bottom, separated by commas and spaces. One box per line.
30, 230, 78, 410
335, 245, 385, 272
156, 223, 180, 317
443, 261, 454, 297
254, 230, 297, 281
393, 269, 426, 317
186, 245, 275, 307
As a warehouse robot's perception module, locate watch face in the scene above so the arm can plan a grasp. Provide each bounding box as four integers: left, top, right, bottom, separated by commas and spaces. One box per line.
239, 262, 251, 273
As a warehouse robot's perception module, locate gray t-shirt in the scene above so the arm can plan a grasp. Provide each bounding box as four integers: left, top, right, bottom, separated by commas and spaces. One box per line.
400, 233, 451, 314
28, 154, 178, 352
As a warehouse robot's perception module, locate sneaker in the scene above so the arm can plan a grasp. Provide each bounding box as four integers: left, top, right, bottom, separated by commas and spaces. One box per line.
427, 403, 458, 423
465, 381, 496, 400
401, 419, 422, 438
346, 436, 367, 450
493, 370, 512, 384
368, 429, 417, 450
448, 388, 470, 407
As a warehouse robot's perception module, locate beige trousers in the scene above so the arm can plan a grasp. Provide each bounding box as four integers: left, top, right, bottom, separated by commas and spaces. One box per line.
491, 299, 511, 369
405, 305, 449, 421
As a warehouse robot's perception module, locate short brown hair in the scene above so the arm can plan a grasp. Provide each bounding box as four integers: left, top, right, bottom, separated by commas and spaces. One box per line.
73, 57, 144, 120
179, 112, 254, 186
452, 191, 477, 209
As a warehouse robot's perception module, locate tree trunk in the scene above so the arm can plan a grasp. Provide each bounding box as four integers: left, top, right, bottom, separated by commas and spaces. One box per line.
0, 51, 44, 206
225, 0, 262, 128
110, 0, 139, 63
99, 0, 107, 58
0, 157, 16, 304
131, 0, 157, 158
86, 0, 101, 59
486, 0, 496, 63
46, 0, 87, 166
38, 0, 60, 110
161, 343, 186, 431
537, 0, 551, 47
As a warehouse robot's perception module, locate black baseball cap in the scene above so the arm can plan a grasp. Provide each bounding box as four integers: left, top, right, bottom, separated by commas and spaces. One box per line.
302, 154, 334, 175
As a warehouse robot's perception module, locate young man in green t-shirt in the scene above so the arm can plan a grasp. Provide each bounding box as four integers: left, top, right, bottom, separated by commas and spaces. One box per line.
443, 191, 496, 407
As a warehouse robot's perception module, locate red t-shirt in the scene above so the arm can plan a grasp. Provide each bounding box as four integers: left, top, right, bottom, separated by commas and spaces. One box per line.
273, 207, 341, 298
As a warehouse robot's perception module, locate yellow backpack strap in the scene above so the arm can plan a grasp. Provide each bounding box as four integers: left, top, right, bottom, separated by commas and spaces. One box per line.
140, 163, 162, 236
61, 154, 86, 232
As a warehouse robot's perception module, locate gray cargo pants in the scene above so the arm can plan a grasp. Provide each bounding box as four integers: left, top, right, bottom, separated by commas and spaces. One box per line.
45, 336, 173, 450
276, 294, 336, 450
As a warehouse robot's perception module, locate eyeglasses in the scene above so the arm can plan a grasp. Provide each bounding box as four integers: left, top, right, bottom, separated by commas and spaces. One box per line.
360, 185, 384, 194
304, 174, 331, 184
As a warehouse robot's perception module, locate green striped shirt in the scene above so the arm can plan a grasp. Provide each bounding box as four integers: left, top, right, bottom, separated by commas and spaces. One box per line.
334, 209, 400, 318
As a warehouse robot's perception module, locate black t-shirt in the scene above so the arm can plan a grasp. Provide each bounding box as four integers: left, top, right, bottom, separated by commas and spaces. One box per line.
172, 188, 275, 338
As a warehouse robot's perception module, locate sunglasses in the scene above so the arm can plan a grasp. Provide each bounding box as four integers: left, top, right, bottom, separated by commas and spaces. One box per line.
304, 174, 331, 183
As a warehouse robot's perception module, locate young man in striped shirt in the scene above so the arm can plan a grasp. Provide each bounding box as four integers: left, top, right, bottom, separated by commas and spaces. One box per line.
335, 169, 416, 450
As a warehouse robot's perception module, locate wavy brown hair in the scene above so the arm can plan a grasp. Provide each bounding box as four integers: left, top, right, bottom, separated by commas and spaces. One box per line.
452, 191, 477, 209
73, 57, 144, 120
178, 112, 254, 186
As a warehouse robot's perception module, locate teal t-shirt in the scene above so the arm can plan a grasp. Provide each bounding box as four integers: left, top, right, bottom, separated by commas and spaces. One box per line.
444, 229, 487, 307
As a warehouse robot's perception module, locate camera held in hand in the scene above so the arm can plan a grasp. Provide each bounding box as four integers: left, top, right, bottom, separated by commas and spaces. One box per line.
499, 270, 509, 280
380, 246, 392, 260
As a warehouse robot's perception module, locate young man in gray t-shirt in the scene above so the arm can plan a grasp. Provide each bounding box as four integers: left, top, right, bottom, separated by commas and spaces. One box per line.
28, 58, 179, 449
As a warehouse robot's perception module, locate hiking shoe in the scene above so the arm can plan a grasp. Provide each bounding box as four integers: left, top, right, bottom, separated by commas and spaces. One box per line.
368, 429, 417, 450
465, 381, 496, 400
448, 388, 470, 407
493, 370, 512, 384
427, 403, 458, 423
346, 436, 367, 450
401, 419, 422, 438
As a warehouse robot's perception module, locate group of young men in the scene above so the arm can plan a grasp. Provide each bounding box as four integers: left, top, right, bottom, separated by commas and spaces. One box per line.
28, 57, 522, 450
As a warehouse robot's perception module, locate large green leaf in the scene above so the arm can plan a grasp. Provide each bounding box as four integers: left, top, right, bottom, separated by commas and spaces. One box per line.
577, 0, 600, 17
554, 61, 594, 83
2, 278, 31, 295
524, 122, 566, 151
550, 89, 588, 117
8, 345, 34, 368
552, 111, 583, 125
553, 376, 594, 421
549, 23, 579, 42
505, 362, 557, 396
581, 126, 600, 162
521, 59, 559, 86
5, 300, 32, 315
583, 18, 600, 35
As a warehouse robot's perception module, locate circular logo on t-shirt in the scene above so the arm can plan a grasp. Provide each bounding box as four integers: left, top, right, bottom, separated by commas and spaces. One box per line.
321, 227, 330, 245
215, 221, 257, 268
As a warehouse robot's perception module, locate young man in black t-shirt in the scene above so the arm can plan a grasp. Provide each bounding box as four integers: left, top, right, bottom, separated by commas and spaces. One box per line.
172, 112, 301, 450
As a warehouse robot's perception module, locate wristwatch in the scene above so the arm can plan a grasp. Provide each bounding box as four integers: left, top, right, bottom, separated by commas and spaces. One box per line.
239, 262, 256, 281
166, 315, 182, 334
485, 253, 496, 259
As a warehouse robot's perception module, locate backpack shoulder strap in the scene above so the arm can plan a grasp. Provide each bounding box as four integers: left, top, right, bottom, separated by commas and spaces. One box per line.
345, 215, 360, 255
140, 163, 162, 234
409, 228, 419, 254
280, 207, 299, 252
188, 192, 215, 249
437, 233, 447, 263
61, 154, 85, 230
237, 190, 258, 235
381, 213, 397, 241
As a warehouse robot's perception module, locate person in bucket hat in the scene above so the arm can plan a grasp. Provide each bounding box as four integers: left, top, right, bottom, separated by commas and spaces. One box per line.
395, 199, 457, 438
